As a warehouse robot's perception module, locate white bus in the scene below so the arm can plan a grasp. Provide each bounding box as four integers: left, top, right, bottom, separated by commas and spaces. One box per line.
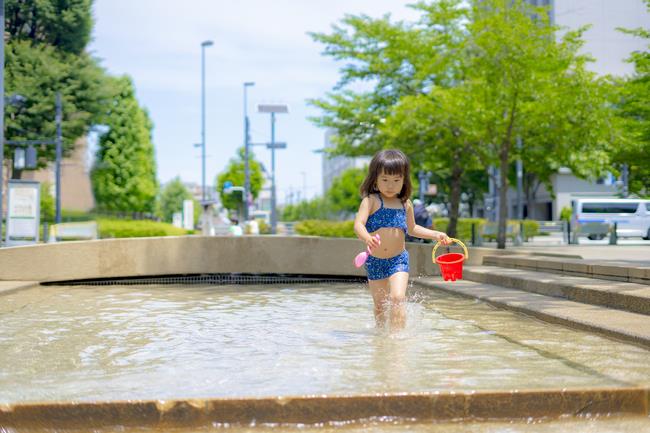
571, 198, 650, 240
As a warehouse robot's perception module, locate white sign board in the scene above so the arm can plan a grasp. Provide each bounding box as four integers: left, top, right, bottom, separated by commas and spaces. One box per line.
182, 199, 194, 230
6, 180, 40, 245
172, 212, 183, 228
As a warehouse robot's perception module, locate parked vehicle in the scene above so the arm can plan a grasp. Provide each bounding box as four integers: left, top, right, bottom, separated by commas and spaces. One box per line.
571, 198, 650, 240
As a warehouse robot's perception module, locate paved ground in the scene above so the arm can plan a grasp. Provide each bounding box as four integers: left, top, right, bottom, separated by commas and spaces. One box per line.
478, 235, 650, 264
512, 244, 650, 264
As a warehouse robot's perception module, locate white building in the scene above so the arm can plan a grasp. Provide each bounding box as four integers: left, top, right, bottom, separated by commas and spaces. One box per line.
321, 128, 371, 193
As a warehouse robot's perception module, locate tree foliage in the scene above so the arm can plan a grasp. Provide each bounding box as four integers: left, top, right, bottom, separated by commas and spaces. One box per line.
40, 182, 55, 223
4, 0, 112, 176
215, 148, 264, 211
91, 76, 158, 213
616, 0, 650, 196
157, 177, 199, 225
5, 40, 112, 173
326, 167, 367, 214
281, 197, 332, 221
311, 0, 618, 247
6, 0, 94, 54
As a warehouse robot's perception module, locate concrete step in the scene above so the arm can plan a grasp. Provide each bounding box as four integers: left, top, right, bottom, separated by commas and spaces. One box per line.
415, 277, 650, 349
483, 254, 650, 285
464, 266, 650, 316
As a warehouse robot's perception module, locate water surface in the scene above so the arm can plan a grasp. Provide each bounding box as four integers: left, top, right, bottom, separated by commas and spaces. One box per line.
1, 283, 649, 403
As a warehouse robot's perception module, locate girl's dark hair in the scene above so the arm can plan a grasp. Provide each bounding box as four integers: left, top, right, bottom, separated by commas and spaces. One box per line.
360, 149, 412, 203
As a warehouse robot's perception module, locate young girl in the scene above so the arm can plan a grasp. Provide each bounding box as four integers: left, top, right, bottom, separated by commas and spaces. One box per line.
354, 149, 451, 329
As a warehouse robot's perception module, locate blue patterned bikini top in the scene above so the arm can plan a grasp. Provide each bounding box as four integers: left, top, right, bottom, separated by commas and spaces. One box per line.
365, 194, 408, 234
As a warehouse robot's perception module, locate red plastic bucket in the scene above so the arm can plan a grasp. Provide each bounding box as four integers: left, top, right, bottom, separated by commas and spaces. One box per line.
432, 238, 468, 282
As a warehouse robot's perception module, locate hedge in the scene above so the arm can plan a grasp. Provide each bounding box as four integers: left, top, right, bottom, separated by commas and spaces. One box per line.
98, 219, 193, 238
433, 218, 540, 242
294, 220, 355, 238
295, 218, 540, 242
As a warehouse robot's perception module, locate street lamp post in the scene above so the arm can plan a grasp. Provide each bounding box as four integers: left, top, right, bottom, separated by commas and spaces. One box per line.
257, 104, 288, 234
243, 82, 254, 222
200, 40, 213, 202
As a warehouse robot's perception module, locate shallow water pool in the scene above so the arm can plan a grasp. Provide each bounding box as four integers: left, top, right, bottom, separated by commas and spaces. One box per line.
1, 282, 649, 403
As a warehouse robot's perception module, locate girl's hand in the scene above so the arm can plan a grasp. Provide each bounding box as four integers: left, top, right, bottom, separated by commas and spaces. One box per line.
365, 235, 381, 250
437, 233, 452, 245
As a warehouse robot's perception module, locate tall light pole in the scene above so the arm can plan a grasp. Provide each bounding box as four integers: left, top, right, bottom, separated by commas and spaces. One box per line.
258, 103, 288, 234
200, 40, 213, 202
243, 82, 254, 221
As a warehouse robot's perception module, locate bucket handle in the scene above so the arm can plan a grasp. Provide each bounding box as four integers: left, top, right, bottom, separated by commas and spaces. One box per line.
432, 237, 468, 262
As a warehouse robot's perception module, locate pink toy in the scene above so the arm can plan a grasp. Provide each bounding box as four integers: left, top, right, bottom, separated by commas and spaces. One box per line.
354, 234, 381, 268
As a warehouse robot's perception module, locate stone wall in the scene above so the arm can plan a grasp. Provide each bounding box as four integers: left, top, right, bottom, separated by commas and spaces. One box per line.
0, 236, 506, 283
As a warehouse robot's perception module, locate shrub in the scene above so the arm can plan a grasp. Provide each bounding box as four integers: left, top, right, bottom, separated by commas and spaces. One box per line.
432, 218, 486, 243
257, 219, 271, 234
61, 209, 95, 222
98, 219, 192, 238
560, 206, 572, 222
294, 220, 355, 238
293, 218, 540, 242
433, 218, 539, 242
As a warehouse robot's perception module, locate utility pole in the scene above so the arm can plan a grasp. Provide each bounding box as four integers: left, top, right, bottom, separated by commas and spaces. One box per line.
55, 92, 62, 223
516, 136, 523, 220
243, 82, 254, 221
200, 40, 213, 202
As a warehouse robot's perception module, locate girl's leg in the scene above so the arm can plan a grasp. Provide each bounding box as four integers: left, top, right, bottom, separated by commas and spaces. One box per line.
368, 278, 390, 327
388, 272, 409, 330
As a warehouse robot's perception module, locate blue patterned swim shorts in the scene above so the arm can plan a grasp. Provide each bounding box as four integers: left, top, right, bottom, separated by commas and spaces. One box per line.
365, 250, 410, 281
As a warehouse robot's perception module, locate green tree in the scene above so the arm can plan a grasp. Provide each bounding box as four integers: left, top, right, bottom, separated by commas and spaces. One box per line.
6, 0, 94, 54
4, 0, 111, 177
311, 0, 616, 246
310, 0, 479, 236
282, 197, 332, 221
40, 182, 55, 223
465, 0, 617, 247
91, 76, 158, 213
326, 167, 367, 214
5, 40, 112, 176
157, 177, 199, 225
617, 0, 650, 196
215, 147, 264, 211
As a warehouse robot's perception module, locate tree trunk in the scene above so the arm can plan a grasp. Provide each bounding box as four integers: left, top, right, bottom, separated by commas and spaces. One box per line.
497, 144, 510, 249
447, 160, 463, 238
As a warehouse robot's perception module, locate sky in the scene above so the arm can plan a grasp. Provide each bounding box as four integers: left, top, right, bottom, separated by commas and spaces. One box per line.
88, 0, 421, 203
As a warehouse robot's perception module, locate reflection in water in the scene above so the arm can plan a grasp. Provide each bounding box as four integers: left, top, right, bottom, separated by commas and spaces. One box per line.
0, 283, 649, 403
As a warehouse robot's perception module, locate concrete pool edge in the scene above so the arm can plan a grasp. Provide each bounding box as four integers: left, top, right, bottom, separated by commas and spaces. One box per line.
0, 236, 515, 282
0, 387, 647, 428
414, 277, 650, 349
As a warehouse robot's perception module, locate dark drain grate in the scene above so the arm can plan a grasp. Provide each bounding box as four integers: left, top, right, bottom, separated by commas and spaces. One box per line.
43, 273, 366, 286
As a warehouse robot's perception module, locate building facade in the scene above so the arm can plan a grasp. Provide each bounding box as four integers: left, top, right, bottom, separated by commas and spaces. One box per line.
321, 128, 371, 194
21, 136, 95, 212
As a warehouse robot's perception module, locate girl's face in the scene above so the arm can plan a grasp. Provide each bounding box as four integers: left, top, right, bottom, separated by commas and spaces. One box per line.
376, 170, 404, 198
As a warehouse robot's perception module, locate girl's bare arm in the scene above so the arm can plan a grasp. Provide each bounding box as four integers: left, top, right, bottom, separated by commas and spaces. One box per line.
354, 197, 381, 249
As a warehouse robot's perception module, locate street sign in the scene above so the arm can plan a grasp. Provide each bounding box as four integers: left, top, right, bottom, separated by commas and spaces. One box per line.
266, 142, 287, 149
6, 180, 40, 245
